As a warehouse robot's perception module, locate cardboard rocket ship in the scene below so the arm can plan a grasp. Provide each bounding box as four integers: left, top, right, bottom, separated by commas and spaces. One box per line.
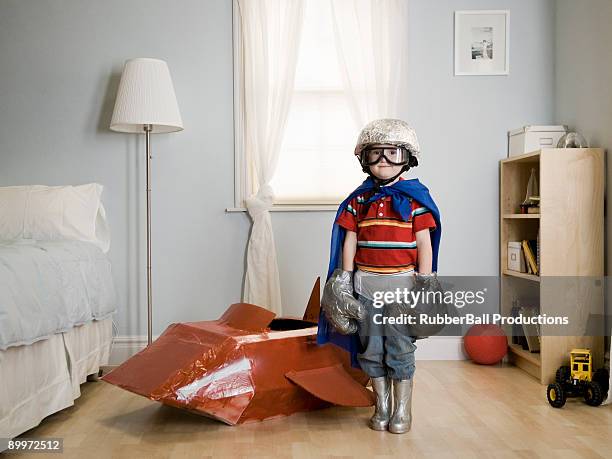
102, 279, 373, 425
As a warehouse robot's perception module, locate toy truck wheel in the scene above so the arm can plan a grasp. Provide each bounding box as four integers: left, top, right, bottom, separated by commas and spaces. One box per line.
593, 368, 609, 394
547, 383, 566, 408
555, 366, 570, 383
584, 381, 604, 407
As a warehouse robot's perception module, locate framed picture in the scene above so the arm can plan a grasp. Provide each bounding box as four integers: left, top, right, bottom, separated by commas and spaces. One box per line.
454, 10, 510, 76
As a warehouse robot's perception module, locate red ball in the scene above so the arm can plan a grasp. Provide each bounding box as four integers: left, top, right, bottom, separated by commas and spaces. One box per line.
463, 324, 508, 365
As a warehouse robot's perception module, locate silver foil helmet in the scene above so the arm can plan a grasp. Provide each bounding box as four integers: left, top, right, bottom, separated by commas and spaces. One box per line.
354, 118, 421, 163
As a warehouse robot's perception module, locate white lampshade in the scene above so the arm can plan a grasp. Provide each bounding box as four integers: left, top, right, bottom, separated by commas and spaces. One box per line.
110, 58, 183, 134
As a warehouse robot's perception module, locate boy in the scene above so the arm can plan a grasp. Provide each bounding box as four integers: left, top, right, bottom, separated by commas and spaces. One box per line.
318, 119, 442, 434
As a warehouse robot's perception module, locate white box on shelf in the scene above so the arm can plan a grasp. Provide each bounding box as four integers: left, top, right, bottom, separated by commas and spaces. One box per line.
508, 125, 568, 157
508, 241, 526, 272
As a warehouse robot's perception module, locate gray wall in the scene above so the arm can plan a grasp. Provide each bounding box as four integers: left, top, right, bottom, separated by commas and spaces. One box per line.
0, 0, 556, 341
554, 0, 612, 339
0, 0, 248, 337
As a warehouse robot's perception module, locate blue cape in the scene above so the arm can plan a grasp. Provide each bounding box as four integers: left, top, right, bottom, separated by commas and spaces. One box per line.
316, 176, 442, 367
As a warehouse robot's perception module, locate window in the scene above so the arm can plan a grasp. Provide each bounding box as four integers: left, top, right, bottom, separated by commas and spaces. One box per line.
269, 0, 363, 205
232, 0, 365, 209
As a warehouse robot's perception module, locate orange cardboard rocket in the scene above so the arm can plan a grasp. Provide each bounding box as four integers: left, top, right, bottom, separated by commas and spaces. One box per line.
102, 279, 373, 425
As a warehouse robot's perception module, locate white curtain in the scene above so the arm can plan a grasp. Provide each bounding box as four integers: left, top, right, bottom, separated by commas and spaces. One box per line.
329, 0, 409, 127
237, 0, 305, 315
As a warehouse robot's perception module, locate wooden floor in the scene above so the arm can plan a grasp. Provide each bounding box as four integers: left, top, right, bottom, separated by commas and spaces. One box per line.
8, 361, 612, 459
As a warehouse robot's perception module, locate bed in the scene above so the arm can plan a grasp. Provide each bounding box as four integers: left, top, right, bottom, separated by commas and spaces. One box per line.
0, 240, 116, 439
0, 184, 117, 441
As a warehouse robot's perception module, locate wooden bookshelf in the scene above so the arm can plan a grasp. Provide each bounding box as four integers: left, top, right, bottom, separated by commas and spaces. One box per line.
500, 148, 604, 384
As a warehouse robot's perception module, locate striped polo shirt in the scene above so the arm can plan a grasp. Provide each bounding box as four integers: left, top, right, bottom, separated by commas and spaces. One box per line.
336, 179, 437, 274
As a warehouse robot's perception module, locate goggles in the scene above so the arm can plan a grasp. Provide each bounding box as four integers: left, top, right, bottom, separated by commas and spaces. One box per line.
360, 146, 410, 166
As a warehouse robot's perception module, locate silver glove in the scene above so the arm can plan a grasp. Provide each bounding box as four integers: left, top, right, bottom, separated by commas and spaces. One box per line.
321, 269, 366, 334
413, 272, 443, 293
388, 273, 442, 313
390, 272, 449, 338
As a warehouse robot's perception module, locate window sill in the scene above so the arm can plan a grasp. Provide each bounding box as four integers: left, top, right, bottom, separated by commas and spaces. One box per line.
226, 204, 339, 212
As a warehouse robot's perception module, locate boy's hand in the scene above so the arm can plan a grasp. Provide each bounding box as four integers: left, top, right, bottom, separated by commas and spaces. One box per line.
321, 269, 366, 334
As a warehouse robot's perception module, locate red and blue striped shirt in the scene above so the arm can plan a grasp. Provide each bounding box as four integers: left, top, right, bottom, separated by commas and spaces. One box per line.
336, 180, 437, 274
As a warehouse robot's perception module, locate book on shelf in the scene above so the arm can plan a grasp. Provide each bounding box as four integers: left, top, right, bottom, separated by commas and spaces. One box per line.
522, 243, 536, 274
511, 303, 528, 348
527, 239, 537, 261
522, 240, 538, 275
525, 254, 532, 274
536, 229, 540, 272
528, 239, 539, 273
519, 305, 541, 353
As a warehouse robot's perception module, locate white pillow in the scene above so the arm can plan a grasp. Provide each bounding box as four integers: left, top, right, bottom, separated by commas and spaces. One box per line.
0, 183, 110, 252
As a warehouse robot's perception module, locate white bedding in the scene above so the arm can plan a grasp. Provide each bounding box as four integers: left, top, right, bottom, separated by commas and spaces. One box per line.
0, 183, 111, 253
0, 240, 117, 350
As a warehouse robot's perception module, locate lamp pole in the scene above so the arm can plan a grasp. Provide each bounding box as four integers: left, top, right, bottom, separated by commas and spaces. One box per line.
145, 124, 153, 345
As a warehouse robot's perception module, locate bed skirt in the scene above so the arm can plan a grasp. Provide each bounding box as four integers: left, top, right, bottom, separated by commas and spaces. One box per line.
0, 318, 113, 440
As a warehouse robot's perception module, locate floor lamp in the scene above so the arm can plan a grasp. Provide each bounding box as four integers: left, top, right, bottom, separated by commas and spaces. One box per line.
110, 58, 183, 345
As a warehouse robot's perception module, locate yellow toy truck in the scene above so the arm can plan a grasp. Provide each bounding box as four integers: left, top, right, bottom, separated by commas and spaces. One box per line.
547, 348, 609, 408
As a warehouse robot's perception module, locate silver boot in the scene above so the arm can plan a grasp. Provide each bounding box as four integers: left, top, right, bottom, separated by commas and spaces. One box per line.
388, 378, 413, 434
368, 376, 391, 431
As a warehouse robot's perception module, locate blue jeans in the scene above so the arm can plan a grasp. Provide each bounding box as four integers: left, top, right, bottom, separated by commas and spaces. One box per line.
356, 296, 417, 380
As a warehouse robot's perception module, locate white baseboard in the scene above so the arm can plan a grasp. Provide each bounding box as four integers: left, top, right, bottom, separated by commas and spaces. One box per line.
414, 336, 467, 360
108, 335, 152, 366
109, 335, 466, 366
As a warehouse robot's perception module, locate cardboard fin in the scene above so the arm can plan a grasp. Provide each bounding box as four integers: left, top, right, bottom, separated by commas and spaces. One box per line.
302, 277, 321, 324
285, 364, 374, 407
218, 303, 276, 332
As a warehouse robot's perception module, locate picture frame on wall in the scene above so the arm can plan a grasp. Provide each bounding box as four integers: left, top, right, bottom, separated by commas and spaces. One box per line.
454, 10, 510, 76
